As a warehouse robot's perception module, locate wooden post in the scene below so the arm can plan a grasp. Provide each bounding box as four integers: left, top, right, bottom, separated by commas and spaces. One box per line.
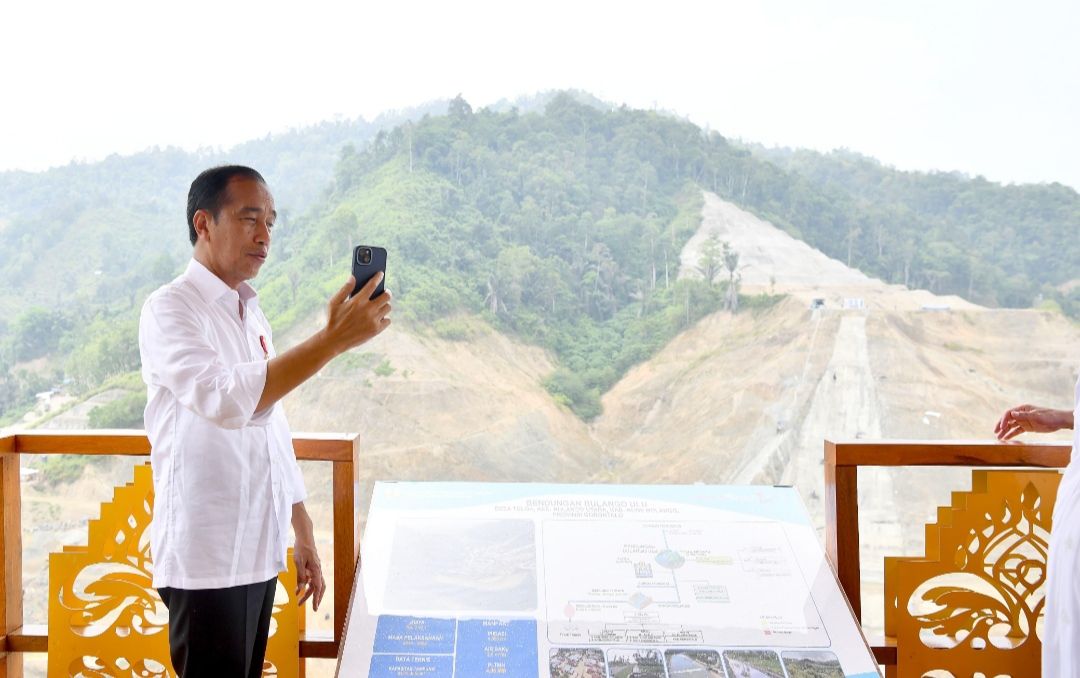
825, 440, 862, 621
332, 435, 360, 647
0, 436, 24, 678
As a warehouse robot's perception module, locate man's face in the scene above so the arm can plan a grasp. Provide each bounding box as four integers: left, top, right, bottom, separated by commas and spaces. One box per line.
194, 177, 276, 289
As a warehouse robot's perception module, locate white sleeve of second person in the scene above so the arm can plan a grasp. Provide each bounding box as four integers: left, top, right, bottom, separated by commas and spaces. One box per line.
140, 292, 268, 430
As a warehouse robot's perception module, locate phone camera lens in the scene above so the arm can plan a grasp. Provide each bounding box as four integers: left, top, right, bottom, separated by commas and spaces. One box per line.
358, 248, 372, 265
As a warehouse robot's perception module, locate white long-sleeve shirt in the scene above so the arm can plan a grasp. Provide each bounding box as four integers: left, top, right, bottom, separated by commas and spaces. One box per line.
139, 258, 307, 590
1044, 371, 1080, 676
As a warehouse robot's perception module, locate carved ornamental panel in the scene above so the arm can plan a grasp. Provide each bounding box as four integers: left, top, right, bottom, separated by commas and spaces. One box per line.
884, 470, 1060, 678
47, 463, 300, 677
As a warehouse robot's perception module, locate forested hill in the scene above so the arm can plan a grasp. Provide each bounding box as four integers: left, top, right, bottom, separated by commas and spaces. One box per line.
0, 123, 383, 322
252, 94, 747, 419
0, 101, 468, 319
748, 145, 1080, 315
1, 92, 1077, 427
0, 91, 599, 320
251, 93, 1079, 415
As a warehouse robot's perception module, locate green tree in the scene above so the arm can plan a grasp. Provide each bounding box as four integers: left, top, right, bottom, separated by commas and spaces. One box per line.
697, 233, 723, 284
88, 391, 147, 429
11, 308, 69, 362
722, 242, 741, 312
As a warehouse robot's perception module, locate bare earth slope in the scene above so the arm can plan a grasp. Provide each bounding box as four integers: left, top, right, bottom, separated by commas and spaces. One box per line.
600, 191, 1079, 632
680, 192, 977, 311
279, 319, 602, 487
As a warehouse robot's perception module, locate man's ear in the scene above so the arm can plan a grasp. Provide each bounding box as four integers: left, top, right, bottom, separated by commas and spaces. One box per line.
193, 209, 212, 243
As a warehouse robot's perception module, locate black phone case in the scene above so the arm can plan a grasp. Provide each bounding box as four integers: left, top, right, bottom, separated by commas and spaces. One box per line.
350, 245, 387, 300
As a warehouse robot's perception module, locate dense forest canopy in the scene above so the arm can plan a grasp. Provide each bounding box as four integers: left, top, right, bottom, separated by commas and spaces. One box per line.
254, 94, 750, 418
1, 92, 1076, 426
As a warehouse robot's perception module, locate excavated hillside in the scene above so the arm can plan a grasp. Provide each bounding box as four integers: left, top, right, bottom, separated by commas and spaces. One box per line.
281, 192, 1076, 635
598, 191, 1079, 631
280, 318, 602, 487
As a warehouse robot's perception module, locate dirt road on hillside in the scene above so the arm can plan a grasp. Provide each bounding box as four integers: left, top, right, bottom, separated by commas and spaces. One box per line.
779, 312, 903, 636
781, 315, 898, 538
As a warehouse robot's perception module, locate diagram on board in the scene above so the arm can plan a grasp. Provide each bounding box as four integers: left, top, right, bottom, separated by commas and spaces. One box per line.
543, 520, 827, 647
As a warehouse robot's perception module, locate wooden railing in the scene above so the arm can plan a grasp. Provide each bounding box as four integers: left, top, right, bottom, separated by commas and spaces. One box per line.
0, 430, 361, 678
824, 438, 1072, 668
2, 433, 1071, 674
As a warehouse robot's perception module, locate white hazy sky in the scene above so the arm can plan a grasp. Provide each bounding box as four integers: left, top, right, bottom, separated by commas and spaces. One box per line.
2, 0, 1078, 189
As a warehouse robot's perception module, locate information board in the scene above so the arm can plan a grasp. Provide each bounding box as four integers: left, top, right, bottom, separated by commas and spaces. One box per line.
337, 483, 880, 678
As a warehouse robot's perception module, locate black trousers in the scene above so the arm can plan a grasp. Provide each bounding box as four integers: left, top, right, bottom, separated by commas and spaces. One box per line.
158, 578, 277, 678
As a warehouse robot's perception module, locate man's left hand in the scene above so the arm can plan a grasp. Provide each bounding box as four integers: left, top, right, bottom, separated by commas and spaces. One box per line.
292, 504, 325, 611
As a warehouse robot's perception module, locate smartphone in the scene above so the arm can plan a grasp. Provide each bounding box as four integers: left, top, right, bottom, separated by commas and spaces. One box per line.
350, 245, 387, 300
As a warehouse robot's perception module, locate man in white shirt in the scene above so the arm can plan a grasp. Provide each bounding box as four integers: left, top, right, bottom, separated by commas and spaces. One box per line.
995, 380, 1078, 677
139, 165, 391, 677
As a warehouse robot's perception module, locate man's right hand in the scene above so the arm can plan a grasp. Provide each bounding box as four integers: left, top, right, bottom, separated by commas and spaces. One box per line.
994, 404, 1072, 441
256, 273, 392, 413
323, 273, 392, 355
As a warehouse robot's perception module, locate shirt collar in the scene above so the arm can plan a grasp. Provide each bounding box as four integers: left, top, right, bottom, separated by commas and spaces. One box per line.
184, 258, 258, 305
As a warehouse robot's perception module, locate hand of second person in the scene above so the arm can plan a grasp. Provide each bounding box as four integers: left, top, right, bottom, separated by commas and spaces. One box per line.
994, 404, 1068, 441
324, 273, 392, 354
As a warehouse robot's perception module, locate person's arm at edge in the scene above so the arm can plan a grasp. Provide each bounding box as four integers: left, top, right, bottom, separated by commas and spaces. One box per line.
256, 273, 390, 413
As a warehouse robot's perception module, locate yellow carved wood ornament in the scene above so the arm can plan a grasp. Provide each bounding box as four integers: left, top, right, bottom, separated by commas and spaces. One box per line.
884, 470, 1060, 678
47, 463, 300, 678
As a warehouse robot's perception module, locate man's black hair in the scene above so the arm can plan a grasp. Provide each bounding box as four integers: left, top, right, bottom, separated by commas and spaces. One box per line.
187, 165, 267, 245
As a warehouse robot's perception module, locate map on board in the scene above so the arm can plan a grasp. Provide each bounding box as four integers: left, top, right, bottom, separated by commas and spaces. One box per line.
336, 483, 880, 678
